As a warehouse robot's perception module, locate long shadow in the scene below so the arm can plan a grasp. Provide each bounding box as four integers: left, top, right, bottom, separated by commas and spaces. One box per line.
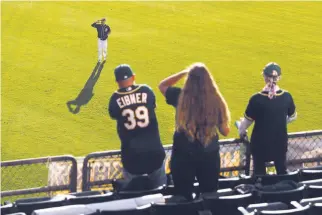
67, 61, 105, 114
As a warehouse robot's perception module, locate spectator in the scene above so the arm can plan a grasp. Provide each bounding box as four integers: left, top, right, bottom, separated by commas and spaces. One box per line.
238, 62, 297, 175
159, 62, 231, 200
108, 64, 166, 190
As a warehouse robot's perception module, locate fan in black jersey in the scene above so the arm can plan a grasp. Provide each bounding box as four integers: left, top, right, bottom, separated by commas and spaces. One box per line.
108, 64, 166, 189
238, 62, 297, 175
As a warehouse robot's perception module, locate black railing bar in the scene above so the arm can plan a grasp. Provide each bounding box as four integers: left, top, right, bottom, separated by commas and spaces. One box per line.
1, 155, 76, 167
0, 185, 71, 197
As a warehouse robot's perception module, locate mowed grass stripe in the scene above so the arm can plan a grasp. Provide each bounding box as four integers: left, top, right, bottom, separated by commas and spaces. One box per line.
1, 2, 322, 162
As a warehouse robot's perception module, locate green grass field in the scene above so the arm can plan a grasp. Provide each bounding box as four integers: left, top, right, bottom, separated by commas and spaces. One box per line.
2, 1, 322, 163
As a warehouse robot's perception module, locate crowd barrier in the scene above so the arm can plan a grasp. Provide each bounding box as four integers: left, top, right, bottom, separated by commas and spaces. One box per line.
1, 130, 321, 202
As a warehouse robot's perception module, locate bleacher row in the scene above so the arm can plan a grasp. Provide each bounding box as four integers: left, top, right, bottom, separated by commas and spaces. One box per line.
1, 167, 322, 215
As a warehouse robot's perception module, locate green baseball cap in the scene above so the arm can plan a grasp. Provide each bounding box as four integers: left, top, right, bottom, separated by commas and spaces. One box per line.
114, 64, 134, 82
263, 62, 281, 77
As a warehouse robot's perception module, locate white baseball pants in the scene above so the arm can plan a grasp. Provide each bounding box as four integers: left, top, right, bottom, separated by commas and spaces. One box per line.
98, 39, 108, 61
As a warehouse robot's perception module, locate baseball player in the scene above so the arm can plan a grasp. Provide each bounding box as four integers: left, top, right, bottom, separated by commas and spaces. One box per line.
91, 18, 111, 62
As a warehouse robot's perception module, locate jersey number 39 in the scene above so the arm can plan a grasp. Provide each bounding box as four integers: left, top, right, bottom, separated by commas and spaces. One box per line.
122, 106, 149, 130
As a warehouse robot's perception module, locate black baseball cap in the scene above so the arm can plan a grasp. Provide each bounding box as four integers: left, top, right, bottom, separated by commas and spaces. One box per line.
263, 62, 281, 77
114, 64, 134, 82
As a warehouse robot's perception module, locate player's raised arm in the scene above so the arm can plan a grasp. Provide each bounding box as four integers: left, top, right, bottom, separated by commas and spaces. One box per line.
158, 70, 188, 96
91, 20, 100, 27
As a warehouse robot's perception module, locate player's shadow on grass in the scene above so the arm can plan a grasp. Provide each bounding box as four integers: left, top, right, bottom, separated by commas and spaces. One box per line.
66, 61, 105, 114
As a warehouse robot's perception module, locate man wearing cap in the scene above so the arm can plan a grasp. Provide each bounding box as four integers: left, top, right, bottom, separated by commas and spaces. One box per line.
108, 64, 166, 189
91, 18, 111, 62
237, 62, 297, 175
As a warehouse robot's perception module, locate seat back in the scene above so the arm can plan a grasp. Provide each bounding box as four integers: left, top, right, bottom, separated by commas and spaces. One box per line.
152, 198, 204, 215
100, 204, 152, 215
15, 196, 68, 215
300, 196, 322, 206
300, 169, 322, 181
69, 191, 102, 197
246, 202, 288, 213
310, 203, 322, 215
6, 213, 27, 215
201, 188, 235, 198
118, 186, 164, 199
121, 175, 156, 191
259, 204, 310, 215
307, 185, 322, 198
257, 185, 305, 203
31, 205, 95, 215
256, 171, 300, 185
218, 177, 241, 189
204, 193, 254, 215
1, 203, 14, 215
68, 192, 115, 205
162, 183, 199, 196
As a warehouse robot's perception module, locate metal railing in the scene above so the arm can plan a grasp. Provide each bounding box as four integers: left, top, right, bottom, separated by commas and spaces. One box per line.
81, 139, 249, 191
0, 155, 77, 200
1, 130, 321, 200
81, 130, 322, 191
260, 130, 322, 173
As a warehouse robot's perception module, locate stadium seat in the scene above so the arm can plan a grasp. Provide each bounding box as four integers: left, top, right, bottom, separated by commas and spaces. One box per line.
299, 196, 322, 206
219, 177, 244, 189
256, 185, 306, 203
300, 169, 322, 181
245, 202, 288, 213
117, 186, 164, 199
31, 205, 96, 215
310, 203, 322, 215
300, 166, 322, 171
68, 192, 115, 205
152, 197, 204, 215
86, 193, 164, 212
99, 204, 152, 215
163, 182, 199, 196
1, 202, 14, 215
306, 185, 322, 198
256, 170, 300, 185
237, 207, 255, 215
203, 193, 254, 215
299, 179, 322, 186
113, 175, 164, 193
15, 196, 70, 215
6, 213, 27, 215
201, 188, 236, 198
69, 191, 102, 197
258, 204, 311, 215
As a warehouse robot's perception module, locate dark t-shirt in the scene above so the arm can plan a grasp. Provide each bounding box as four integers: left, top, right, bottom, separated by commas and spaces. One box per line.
165, 87, 219, 152
108, 84, 165, 174
244, 90, 296, 156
